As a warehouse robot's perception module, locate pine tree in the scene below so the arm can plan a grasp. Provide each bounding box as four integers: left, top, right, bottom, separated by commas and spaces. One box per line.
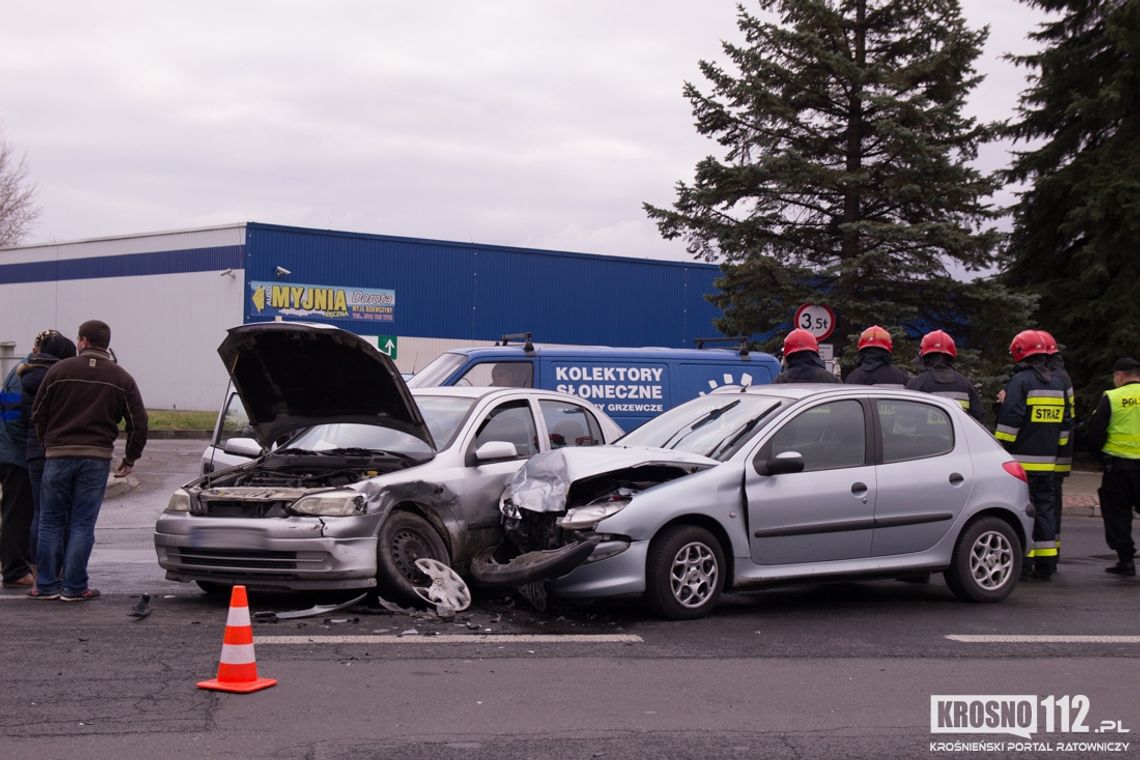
645, 0, 1027, 367
1003, 0, 1140, 404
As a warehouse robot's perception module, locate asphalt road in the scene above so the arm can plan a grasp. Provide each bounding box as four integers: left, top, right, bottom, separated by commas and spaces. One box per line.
1, 440, 1137, 760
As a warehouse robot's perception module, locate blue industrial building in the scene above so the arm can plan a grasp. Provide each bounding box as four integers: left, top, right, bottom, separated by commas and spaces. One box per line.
0, 222, 730, 410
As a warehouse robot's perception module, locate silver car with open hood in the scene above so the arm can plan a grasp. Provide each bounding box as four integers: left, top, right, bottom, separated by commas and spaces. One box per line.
153, 322, 622, 602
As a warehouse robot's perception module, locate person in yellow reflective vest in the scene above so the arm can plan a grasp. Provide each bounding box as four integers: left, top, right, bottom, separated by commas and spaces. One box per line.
1084, 357, 1140, 577
995, 330, 1071, 580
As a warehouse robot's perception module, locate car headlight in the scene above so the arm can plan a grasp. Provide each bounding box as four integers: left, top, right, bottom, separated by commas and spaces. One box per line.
291, 491, 365, 517
165, 488, 191, 513
558, 499, 630, 530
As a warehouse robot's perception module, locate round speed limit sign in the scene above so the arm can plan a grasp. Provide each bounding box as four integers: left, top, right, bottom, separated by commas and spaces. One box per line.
794, 303, 836, 341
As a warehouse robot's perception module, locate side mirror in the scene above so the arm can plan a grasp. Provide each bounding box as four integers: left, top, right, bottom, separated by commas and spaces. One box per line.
474, 440, 519, 462
757, 450, 805, 476
222, 437, 263, 458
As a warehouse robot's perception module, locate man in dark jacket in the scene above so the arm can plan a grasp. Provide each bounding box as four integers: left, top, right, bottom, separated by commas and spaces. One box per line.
995, 330, 1071, 580
774, 329, 839, 383
906, 330, 983, 421
19, 330, 77, 569
27, 320, 147, 602
844, 325, 909, 387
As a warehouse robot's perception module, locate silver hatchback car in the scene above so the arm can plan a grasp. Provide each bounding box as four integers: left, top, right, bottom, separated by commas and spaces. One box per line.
473, 385, 1035, 619
153, 323, 622, 602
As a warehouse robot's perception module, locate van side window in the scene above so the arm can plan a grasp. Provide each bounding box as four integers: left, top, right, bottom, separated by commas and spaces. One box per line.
472, 401, 538, 457
540, 400, 603, 448
456, 362, 533, 388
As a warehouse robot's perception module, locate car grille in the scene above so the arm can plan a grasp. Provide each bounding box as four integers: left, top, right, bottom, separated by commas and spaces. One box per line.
173, 547, 303, 570
193, 499, 290, 518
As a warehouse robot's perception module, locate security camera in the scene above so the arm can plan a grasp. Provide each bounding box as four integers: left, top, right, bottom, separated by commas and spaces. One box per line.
274, 266, 292, 277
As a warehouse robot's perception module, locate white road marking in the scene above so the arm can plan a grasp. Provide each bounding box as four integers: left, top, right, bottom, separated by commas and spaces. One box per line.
947, 634, 1140, 644
255, 633, 643, 645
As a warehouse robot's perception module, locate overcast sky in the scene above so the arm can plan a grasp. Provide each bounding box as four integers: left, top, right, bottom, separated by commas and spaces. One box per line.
2, 1, 1047, 261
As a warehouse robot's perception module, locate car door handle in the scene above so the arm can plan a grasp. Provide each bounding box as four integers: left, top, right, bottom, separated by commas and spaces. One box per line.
949, 472, 965, 485
851, 482, 868, 497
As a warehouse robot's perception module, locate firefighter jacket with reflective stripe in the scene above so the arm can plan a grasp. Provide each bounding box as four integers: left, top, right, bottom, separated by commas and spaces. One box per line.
995, 361, 1070, 472
1100, 383, 1140, 460
905, 360, 984, 421
1047, 355, 1076, 474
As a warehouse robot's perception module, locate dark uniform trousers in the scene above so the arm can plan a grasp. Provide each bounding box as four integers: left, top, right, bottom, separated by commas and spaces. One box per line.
1098, 458, 1140, 562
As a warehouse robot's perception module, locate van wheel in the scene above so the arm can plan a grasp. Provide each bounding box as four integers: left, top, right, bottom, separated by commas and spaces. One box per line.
377, 511, 450, 606
945, 516, 1021, 602
645, 525, 724, 620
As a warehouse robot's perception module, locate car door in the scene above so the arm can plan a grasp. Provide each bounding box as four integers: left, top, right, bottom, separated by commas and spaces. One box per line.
744, 398, 877, 565
435, 397, 542, 558
869, 397, 972, 556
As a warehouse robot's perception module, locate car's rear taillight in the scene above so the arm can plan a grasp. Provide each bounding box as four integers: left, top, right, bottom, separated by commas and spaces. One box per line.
1002, 461, 1028, 482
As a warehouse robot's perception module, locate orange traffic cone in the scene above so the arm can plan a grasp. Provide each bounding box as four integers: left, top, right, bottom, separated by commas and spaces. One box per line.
197, 585, 277, 693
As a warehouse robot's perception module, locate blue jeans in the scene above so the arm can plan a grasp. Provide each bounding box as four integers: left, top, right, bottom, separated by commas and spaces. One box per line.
35, 458, 111, 596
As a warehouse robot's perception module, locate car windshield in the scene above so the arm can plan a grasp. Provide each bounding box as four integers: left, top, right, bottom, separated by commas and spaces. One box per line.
284, 395, 477, 456
405, 352, 467, 388
619, 393, 785, 461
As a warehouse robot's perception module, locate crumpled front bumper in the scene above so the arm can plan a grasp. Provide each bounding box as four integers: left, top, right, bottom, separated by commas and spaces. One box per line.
470, 536, 602, 589
153, 512, 379, 590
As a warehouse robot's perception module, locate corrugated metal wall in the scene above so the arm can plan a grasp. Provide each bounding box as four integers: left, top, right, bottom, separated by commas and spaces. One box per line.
242, 223, 725, 348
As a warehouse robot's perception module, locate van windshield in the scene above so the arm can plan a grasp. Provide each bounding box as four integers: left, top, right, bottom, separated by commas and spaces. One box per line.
406, 353, 467, 388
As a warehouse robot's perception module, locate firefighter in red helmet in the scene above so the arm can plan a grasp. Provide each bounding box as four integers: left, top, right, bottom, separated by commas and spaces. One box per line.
844, 325, 909, 387
1038, 330, 1075, 562
995, 329, 1071, 580
905, 330, 984, 421
774, 329, 839, 383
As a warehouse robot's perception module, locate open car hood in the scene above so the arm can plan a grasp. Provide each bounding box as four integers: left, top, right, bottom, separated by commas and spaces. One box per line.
217, 322, 433, 449
503, 445, 717, 514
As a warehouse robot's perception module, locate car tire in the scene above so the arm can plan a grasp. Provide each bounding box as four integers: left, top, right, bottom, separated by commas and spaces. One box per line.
196, 580, 231, 596
645, 525, 725, 620
376, 511, 451, 606
945, 516, 1022, 603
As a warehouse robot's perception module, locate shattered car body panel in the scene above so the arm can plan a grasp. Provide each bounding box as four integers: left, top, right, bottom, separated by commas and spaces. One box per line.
470, 447, 713, 587
154, 323, 623, 599
475, 386, 1036, 619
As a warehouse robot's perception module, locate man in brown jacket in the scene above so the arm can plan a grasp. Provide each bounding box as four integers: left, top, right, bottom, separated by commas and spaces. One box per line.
27, 320, 147, 601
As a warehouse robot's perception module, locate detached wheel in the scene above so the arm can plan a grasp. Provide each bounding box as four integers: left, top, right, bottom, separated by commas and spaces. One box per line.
645, 525, 725, 620
945, 516, 1021, 602
377, 511, 450, 606
196, 580, 231, 596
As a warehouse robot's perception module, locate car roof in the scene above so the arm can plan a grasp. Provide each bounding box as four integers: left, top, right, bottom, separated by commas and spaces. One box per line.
711, 383, 963, 409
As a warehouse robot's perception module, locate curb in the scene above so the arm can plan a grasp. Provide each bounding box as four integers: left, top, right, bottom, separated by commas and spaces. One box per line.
145, 430, 212, 440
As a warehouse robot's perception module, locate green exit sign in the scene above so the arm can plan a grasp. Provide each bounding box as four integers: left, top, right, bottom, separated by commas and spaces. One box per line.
377, 335, 398, 359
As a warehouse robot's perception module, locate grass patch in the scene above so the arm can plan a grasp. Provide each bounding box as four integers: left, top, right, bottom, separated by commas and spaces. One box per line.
145, 409, 217, 431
